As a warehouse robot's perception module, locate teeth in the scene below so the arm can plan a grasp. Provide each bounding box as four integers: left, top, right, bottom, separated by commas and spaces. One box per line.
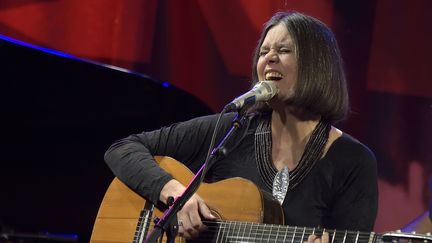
265, 71, 283, 80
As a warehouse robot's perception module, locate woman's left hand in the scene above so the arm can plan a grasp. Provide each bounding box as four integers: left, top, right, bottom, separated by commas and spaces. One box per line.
306, 232, 329, 243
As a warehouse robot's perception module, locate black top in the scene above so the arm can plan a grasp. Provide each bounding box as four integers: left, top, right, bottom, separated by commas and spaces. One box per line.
105, 112, 378, 232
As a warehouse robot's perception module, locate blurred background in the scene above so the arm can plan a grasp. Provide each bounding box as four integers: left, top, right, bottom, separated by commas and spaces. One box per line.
0, 0, 431, 242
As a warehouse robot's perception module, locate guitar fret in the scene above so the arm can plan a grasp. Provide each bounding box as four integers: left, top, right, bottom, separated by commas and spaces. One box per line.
232, 221, 240, 240
235, 221, 245, 242
280, 225, 287, 243
301, 226, 306, 242
246, 221, 254, 242
335, 229, 347, 243
220, 221, 228, 242
265, 224, 270, 243
269, 224, 275, 242
215, 221, 222, 243
234, 221, 241, 241
263, 223, 268, 242
274, 224, 280, 243
238, 221, 245, 240
253, 224, 259, 240
275, 224, 280, 242
239, 221, 246, 241
260, 223, 266, 242
268, 224, 274, 243
257, 222, 264, 242
279, 225, 284, 243
355, 230, 359, 243
281, 225, 287, 243
227, 221, 234, 241
290, 226, 297, 243
246, 222, 253, 242
255, 222, 261, 242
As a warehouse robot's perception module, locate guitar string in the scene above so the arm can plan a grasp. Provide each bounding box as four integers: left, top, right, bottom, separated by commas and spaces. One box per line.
144, 221, 373, 239
144, 221, 374, 242
202, 226, 372, 242
173, 228, 372, 243
198, 232, 372, 243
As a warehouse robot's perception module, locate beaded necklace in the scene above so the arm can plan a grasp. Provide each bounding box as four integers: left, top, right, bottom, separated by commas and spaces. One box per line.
254, 114, 330, 203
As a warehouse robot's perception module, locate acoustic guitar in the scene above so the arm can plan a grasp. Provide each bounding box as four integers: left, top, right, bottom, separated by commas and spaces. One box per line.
91, 156, 432, 242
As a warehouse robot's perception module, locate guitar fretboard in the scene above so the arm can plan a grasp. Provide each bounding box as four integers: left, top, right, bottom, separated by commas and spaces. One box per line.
196, 220, 375, 243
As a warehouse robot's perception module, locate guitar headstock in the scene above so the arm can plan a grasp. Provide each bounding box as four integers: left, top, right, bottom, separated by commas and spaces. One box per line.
379, 230, 432, 242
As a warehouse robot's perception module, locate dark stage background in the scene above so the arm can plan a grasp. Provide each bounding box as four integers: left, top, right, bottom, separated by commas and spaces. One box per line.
0, 0, 431, 242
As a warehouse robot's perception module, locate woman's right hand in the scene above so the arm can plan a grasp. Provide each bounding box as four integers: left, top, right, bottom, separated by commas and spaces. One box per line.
160, 179, 216, 239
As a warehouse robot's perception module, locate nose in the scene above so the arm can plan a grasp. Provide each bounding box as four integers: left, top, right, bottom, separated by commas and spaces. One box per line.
265, 50, 279, 63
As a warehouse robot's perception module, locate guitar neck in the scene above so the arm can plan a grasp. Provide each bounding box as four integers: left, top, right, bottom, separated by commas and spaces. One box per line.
201, 220, 376, 243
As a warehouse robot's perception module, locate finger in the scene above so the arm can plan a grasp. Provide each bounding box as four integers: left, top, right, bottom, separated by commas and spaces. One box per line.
177, 221, 187, 238
179, 202, 202, 238
306, 234, 317, 243
198, 199, 216, 220
177, 209, 195, 239
321, 232, 329, 243
185, 220, 201, 239
188, 205, 205, 230
176, 215, 188, 238
180, 216, 199, 239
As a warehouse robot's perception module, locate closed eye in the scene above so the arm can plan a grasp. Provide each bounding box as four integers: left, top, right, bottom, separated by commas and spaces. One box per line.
259, 50, 269, 56
279, 48, 292, 54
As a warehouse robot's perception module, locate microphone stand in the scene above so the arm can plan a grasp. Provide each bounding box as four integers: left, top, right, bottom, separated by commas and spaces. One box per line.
144, 112, 248, 243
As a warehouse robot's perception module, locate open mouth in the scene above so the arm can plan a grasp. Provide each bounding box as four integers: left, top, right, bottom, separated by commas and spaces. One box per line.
265, 71, 283, 81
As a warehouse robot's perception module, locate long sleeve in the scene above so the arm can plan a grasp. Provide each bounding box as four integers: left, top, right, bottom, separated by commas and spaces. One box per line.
279, 133, 378, 232
327, 136, 378, 232
104, 113, 237, 205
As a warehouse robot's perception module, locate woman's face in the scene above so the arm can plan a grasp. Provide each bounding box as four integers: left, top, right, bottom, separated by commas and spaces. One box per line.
257, 23, 298, 103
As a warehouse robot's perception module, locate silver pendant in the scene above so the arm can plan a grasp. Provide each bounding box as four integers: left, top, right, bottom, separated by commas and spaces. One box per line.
272, 166, 289, 205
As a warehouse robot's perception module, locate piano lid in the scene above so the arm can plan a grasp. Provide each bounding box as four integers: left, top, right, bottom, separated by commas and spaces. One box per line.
0, 34, 212, 126
0, 35, 212, 242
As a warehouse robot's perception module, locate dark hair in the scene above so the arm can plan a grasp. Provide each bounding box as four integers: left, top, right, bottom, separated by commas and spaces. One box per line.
250, 12, 349, 123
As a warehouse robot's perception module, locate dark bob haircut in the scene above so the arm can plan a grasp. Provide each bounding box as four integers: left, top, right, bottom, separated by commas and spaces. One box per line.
250, 12, 349, 123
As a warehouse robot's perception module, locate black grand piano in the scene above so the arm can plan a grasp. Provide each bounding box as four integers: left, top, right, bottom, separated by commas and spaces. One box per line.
0, 36, 212, 242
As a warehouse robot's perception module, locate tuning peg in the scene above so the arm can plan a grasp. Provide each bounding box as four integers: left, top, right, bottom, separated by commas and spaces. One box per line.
406, 231, 416, 243
424, 232, 432, 243
425, 232, 432, 243
391, 230, 401, 243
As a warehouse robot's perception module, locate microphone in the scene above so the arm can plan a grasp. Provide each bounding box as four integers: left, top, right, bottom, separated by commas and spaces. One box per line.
224, 81, 278, 111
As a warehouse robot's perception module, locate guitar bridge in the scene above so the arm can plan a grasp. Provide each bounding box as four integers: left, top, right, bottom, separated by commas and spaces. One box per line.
134, 204, 155, 243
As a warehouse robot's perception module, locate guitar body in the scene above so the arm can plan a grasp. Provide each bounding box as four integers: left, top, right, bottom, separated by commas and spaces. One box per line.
91, 156, 432, 243
90, 156, 284, 243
